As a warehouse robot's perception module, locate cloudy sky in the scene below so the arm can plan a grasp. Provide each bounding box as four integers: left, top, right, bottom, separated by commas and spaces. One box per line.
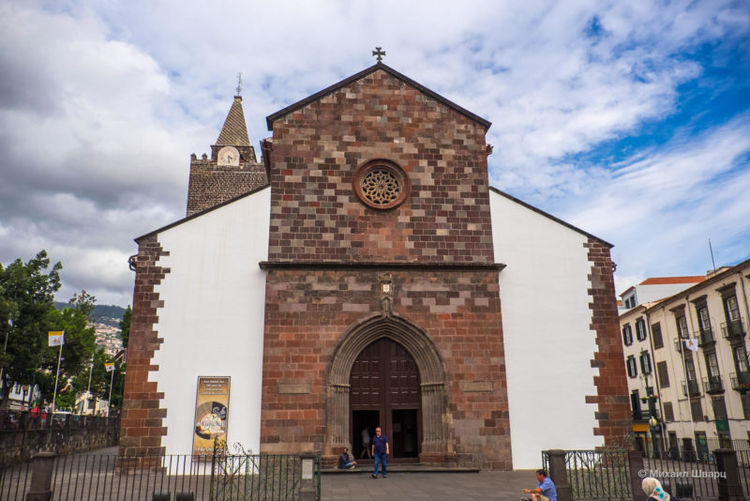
1, 0, 748, 307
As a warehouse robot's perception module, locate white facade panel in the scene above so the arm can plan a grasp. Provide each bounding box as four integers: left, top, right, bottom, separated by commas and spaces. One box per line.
150, 188, 271, 455
489, 191, 602, 469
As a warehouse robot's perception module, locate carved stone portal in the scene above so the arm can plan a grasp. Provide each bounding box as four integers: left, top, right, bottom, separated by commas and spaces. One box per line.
324, 315, 449, 463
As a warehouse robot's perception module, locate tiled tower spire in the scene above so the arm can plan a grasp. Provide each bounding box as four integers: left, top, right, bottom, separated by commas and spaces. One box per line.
215, 96, 251, 146
186, 95, 268, 216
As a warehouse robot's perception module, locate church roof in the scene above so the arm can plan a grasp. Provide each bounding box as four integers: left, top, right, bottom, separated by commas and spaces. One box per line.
265, 62, 492, 131
135, 185, 270, 243
216, 96, 251, 146
489, 187, 614, 248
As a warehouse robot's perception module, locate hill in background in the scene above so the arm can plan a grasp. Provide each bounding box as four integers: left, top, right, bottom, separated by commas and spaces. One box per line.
54, 302, 127, 328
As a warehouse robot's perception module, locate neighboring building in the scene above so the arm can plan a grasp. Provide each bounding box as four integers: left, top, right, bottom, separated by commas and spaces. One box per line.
620, 259, 750, 458
620, 276, 705, 311
121, 61, 628, 470
0, 382, 40, 410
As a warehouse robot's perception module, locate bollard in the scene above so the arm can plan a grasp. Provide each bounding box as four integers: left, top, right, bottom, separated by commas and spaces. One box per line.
715, 448, 746, 501
299, 453, 317, 501
628, 450, 647, 501
25, 452, 56, 501
547, 450, 572, 501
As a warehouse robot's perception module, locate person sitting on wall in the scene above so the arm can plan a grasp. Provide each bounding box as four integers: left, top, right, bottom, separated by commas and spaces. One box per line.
522, 469, 557, 501
338, 447, 358, 470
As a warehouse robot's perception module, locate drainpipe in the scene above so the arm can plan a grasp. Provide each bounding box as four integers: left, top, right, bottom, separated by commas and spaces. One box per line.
738, 270, 750, 335
684, 295, 700, 447
645, 307, 666, 456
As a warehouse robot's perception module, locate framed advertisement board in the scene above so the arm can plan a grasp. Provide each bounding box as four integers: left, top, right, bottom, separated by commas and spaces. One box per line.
192, 376, 230, 457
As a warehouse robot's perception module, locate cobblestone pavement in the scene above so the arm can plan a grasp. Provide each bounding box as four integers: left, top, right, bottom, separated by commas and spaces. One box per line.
322, 470, 537, 501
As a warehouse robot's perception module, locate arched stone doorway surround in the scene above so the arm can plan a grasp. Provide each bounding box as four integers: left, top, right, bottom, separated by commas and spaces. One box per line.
325, 314, 449, 463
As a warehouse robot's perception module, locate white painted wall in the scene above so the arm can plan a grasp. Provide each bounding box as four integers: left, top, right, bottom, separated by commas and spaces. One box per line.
490, 190, 603, 469
150, 187, 270, 455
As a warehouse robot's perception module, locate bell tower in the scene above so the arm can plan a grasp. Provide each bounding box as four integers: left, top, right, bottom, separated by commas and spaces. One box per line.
186, 95, 268, 215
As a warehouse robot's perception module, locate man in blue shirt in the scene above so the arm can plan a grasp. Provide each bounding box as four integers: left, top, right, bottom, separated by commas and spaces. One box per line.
370, 426, 389, 478
523, 469, 557, 501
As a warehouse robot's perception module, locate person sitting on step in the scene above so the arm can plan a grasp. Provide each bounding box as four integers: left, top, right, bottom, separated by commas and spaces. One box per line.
338, 447, 358, 470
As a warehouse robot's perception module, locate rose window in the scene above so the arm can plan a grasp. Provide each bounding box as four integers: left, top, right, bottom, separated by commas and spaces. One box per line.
353, 160, 410, 210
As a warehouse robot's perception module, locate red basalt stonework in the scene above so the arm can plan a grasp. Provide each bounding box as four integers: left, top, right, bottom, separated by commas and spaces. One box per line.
119, 235, 169, 458
585, 238, 631, 447
261, 68, 512, 469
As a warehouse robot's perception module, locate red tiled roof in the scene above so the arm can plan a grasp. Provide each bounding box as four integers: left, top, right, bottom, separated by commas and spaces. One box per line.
639, 276, 705, 285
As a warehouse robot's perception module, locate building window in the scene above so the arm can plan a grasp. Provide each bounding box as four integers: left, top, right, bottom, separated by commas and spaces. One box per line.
635, 318, 647, 341
353, 159, 410, 210
624, 295, 636, 309
663, 402, 674, 422
690, 399, 703, 421
627, 356, 638, 378
734, 345, 750, 374
652, 322, 663, 349
742, 394, 750, 420
696, 303, 711, 333
657, 361, 670, 388
705, 351, 721, 378
724, 295, 741, 322
640, 351, 652, 375
676, 315, 689, 338
685, 356, 697, 381
712, 397, 728, 420
622, 324, 633, 346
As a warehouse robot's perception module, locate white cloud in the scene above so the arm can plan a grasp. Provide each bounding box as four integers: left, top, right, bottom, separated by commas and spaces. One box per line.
0, 0, 748, 305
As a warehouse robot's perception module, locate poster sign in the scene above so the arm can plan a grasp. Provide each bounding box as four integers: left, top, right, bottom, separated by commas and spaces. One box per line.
192, 376, 230, 457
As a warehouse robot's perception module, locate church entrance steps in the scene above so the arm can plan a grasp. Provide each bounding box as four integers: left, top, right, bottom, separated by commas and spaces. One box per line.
322, 464, 480, 474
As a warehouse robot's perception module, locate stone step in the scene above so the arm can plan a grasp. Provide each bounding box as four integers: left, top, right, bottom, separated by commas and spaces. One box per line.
322, 465, 480, 474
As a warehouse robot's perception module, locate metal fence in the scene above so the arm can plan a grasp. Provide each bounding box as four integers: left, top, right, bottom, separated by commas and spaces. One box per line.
542, 447, 745, 501
0, 410, 120, 463
543, 449, 631, 501
0, 451, 321, 501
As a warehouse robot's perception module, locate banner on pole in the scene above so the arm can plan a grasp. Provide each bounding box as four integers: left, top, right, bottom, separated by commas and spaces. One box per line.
48, 331, 65, 347
104, 362, 115, 372
192, 376, 230, 457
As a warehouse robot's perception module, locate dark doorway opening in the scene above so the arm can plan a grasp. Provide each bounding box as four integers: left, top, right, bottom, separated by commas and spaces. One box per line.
392, 409, 419, 458
350, 338, 421, 462
352, 410, 379, 459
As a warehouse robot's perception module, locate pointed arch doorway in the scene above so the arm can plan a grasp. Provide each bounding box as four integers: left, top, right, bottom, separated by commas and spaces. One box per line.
350, 338, 421, 461
325, 315, 448, 464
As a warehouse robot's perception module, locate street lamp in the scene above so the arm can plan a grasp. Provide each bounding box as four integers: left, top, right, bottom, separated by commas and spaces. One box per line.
0, 318, 12, 391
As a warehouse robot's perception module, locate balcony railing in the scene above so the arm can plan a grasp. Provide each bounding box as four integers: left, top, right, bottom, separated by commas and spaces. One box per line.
682, 379, 701, 397
697, 327, 714, 346
703, 375, 724, 394
722, 319, 746, 340
632, 407, 658, 421
730, 371, 750, 391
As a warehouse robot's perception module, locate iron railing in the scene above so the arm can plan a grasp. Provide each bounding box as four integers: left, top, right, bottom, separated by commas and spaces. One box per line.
0, 451, 321, 501
682, 379, 701, 397
542, 449, 631, 500
722, 318, 746, 339
703, 375, 724, 394
0, 410, 119, 463
697, 327, 714, 346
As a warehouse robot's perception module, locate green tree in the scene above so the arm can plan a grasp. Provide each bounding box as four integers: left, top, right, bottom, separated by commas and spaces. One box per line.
0, 251, 62, 408
45, 305, 97, 393
70, 290, 97, 320
119, 305, 131, 348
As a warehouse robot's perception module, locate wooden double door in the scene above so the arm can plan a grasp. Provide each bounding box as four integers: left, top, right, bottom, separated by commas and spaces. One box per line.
350, 338, 421, 461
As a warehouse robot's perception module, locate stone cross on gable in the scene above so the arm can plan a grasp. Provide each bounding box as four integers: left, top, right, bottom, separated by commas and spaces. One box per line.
372, 47, 386, 62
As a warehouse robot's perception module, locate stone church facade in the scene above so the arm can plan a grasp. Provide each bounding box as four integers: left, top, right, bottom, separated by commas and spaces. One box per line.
120, 62, 629, 469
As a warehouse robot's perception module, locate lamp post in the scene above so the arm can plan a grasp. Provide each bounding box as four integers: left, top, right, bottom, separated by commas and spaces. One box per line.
0, 318, 12, 395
